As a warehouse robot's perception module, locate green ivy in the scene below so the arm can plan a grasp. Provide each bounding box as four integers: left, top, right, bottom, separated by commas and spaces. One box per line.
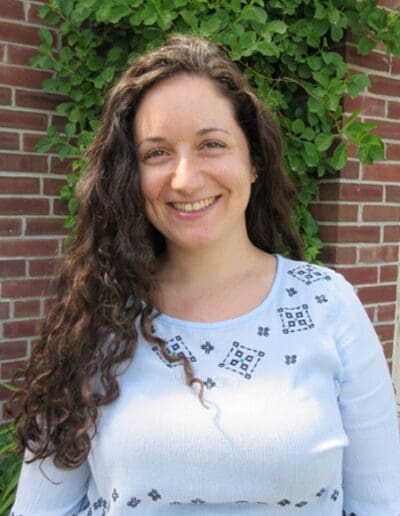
31, 0, 400, 260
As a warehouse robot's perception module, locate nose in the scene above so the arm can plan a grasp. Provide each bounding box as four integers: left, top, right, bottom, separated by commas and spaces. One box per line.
170, 154, 205, 194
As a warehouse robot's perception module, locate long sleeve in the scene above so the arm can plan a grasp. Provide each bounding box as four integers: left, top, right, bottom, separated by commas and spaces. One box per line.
10, 450, 90, 516
334, 275, 400, 515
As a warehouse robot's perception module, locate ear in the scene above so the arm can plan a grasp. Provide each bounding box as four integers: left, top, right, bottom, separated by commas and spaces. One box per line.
250, 165, 257, 183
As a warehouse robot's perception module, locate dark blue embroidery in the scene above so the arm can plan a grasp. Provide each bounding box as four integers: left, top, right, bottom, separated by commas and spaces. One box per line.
93, 497, 108, 510
295, 501, 308, 507
315, 294, 328, 303
288, 264, 331, 285
111, 489, 119, 502
286, 287, 298, 297
127, 497, 141, 508
257, 326, 270, 337
152, 335, 196, 367
235, 500, 249, 503
278, 304, 314, 334
285, 354, 297, 365
219, 341, 265, 379
201, 341, 214, 354
148, 489, 161, 501
331, 489, 339, 501
343, 511, 357, 516
277, 499, 291, 506
204, 377, 216, 389
191, 498, 205, 503
316, 488, 326, 496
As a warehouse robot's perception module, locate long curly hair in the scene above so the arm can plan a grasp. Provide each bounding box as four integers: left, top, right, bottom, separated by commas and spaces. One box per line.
13, 35, 304, 469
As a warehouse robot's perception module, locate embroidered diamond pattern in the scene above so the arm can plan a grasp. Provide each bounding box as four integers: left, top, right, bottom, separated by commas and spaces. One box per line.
288, 264, 331, 285
278, 304, 314, 334
152, 335, 196, 368
219, 341, 265, 379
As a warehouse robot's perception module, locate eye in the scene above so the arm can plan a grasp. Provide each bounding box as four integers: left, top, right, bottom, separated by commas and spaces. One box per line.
143, 148, 167, 161
202, 140, 226, 150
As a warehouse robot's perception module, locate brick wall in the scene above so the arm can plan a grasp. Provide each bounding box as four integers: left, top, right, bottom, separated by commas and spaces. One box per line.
0, 2, 399, 421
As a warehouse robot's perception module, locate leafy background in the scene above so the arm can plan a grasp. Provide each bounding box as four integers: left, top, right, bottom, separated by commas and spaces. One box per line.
31, 0, 400, 259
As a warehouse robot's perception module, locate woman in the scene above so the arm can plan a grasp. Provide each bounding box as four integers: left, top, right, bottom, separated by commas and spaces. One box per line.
11, 35, 400, 515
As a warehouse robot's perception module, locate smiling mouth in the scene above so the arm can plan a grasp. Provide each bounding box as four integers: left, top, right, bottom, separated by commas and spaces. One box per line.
170, 196, 219, 212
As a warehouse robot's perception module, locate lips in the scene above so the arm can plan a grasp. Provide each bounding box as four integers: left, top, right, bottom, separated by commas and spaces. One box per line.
170, 196, 219, 213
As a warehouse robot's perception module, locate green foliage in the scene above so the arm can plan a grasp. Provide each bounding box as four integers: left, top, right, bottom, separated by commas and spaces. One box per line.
0, 384, 21, 515
32, 0, 400, 260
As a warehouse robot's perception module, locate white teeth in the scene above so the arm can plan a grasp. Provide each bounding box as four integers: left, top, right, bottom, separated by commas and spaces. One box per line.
172, 196, 217, 212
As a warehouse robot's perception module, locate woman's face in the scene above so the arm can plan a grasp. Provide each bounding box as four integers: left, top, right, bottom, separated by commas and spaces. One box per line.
134, 74, 256, 254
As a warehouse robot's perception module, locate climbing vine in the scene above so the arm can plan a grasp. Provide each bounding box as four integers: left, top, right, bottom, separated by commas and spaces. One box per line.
32, 0, 400, 259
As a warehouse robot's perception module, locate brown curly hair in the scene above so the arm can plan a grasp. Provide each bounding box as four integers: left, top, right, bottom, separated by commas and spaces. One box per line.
13, 35, 304, 469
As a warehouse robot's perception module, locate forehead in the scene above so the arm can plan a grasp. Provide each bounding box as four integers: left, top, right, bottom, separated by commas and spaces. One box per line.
133, 74, 236, 137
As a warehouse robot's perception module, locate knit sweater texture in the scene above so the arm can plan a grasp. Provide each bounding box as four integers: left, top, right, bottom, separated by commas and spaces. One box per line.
11, 256, 400, 515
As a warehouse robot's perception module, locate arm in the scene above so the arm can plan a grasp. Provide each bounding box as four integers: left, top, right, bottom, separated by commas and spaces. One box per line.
334, 275, 400, 515
11, 450, 90, 516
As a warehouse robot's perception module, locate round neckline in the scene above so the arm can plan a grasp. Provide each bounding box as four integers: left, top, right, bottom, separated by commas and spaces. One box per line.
157, 254, 283, 329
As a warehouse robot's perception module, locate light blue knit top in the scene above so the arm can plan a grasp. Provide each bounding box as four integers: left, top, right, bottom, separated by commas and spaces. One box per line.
11, 256, 400, 515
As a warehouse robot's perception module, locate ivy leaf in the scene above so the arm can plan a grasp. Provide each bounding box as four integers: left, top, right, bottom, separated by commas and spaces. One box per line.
303, 142, 319, 166
358, 134, 384, 164
265, 20, 287, 34
346, 73, 371, 99
357, 36, 376, 55
180, 10, 198, 29
39, 28, 53, 48
315, 133, 334, 151
329, 142, 348, 170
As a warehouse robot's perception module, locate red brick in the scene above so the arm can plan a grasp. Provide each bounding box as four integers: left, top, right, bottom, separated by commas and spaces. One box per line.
365, 305, 375, 322
340, 160, 360, 180
0, 176, 40, 194
345, 46, 390, 72
0, 131, 19, 150
357, 285, 396, 304
384, 225, 400, 242
359, 245, 399, 263
14, 299, 41, 317
379, 0, 400, 10
25, 217, 68, 235
341, 183, 383, 202
386, 143, 400, 161
0, 259, 25, 277
362, 164, 399, 182
51, 115, 68, 132
0, 108, 47, 130
377, 303, 396, 322
0, 86, 11, 104
0, 301, 9, 319
393, 56, 400, 74
0, 0, 25, 20
43, 177, 66, 195
0, 238, 59, 257
29, 258, 61, 276
1, 360, 27, 379
7, 45, 40, 66
387, 101, 400, 119
0, 20, 42, 45
380, 264, 398, 282
3, 319, 42, 338
319, 245, 357, 265
53, 198, 68, 215
368, 74, 399, 97
0, 152, 48, 172
0, 198, 49, 215
319, 224, 380, 243
374, 324, 395, 342
0, 340, 27, 360
23, 132, 49, 152
15, 89, 66, 111
369, 118, 400, 139
50, 156, 74, 174
2, 278, 54, 298
362, 205, 400, 222
344, 94, 386, 117
0, 219, 22, 236
310, 203, 358, 222
27, 2, 50, 24
386, 185, 400, 203
0, 64, 51, 89
335, 266, 378, 285
318, 182, 339, 201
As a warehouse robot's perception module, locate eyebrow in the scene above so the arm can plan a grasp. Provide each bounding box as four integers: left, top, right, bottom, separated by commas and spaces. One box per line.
137, 127, 230, 148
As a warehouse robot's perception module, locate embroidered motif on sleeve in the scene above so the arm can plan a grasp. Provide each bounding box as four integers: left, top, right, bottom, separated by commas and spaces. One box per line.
315, 294, 328, 303
127, 497, 141, 508
148, 489, 161, 501
200, 341, 214, 354
286, 287, 298, 297
278, 304, 314, 334
288, 264, 331, 285
219, 341, 265, 379
257, 326, 270, 337
284, 354, 297, 365
203, 377, 216, 389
